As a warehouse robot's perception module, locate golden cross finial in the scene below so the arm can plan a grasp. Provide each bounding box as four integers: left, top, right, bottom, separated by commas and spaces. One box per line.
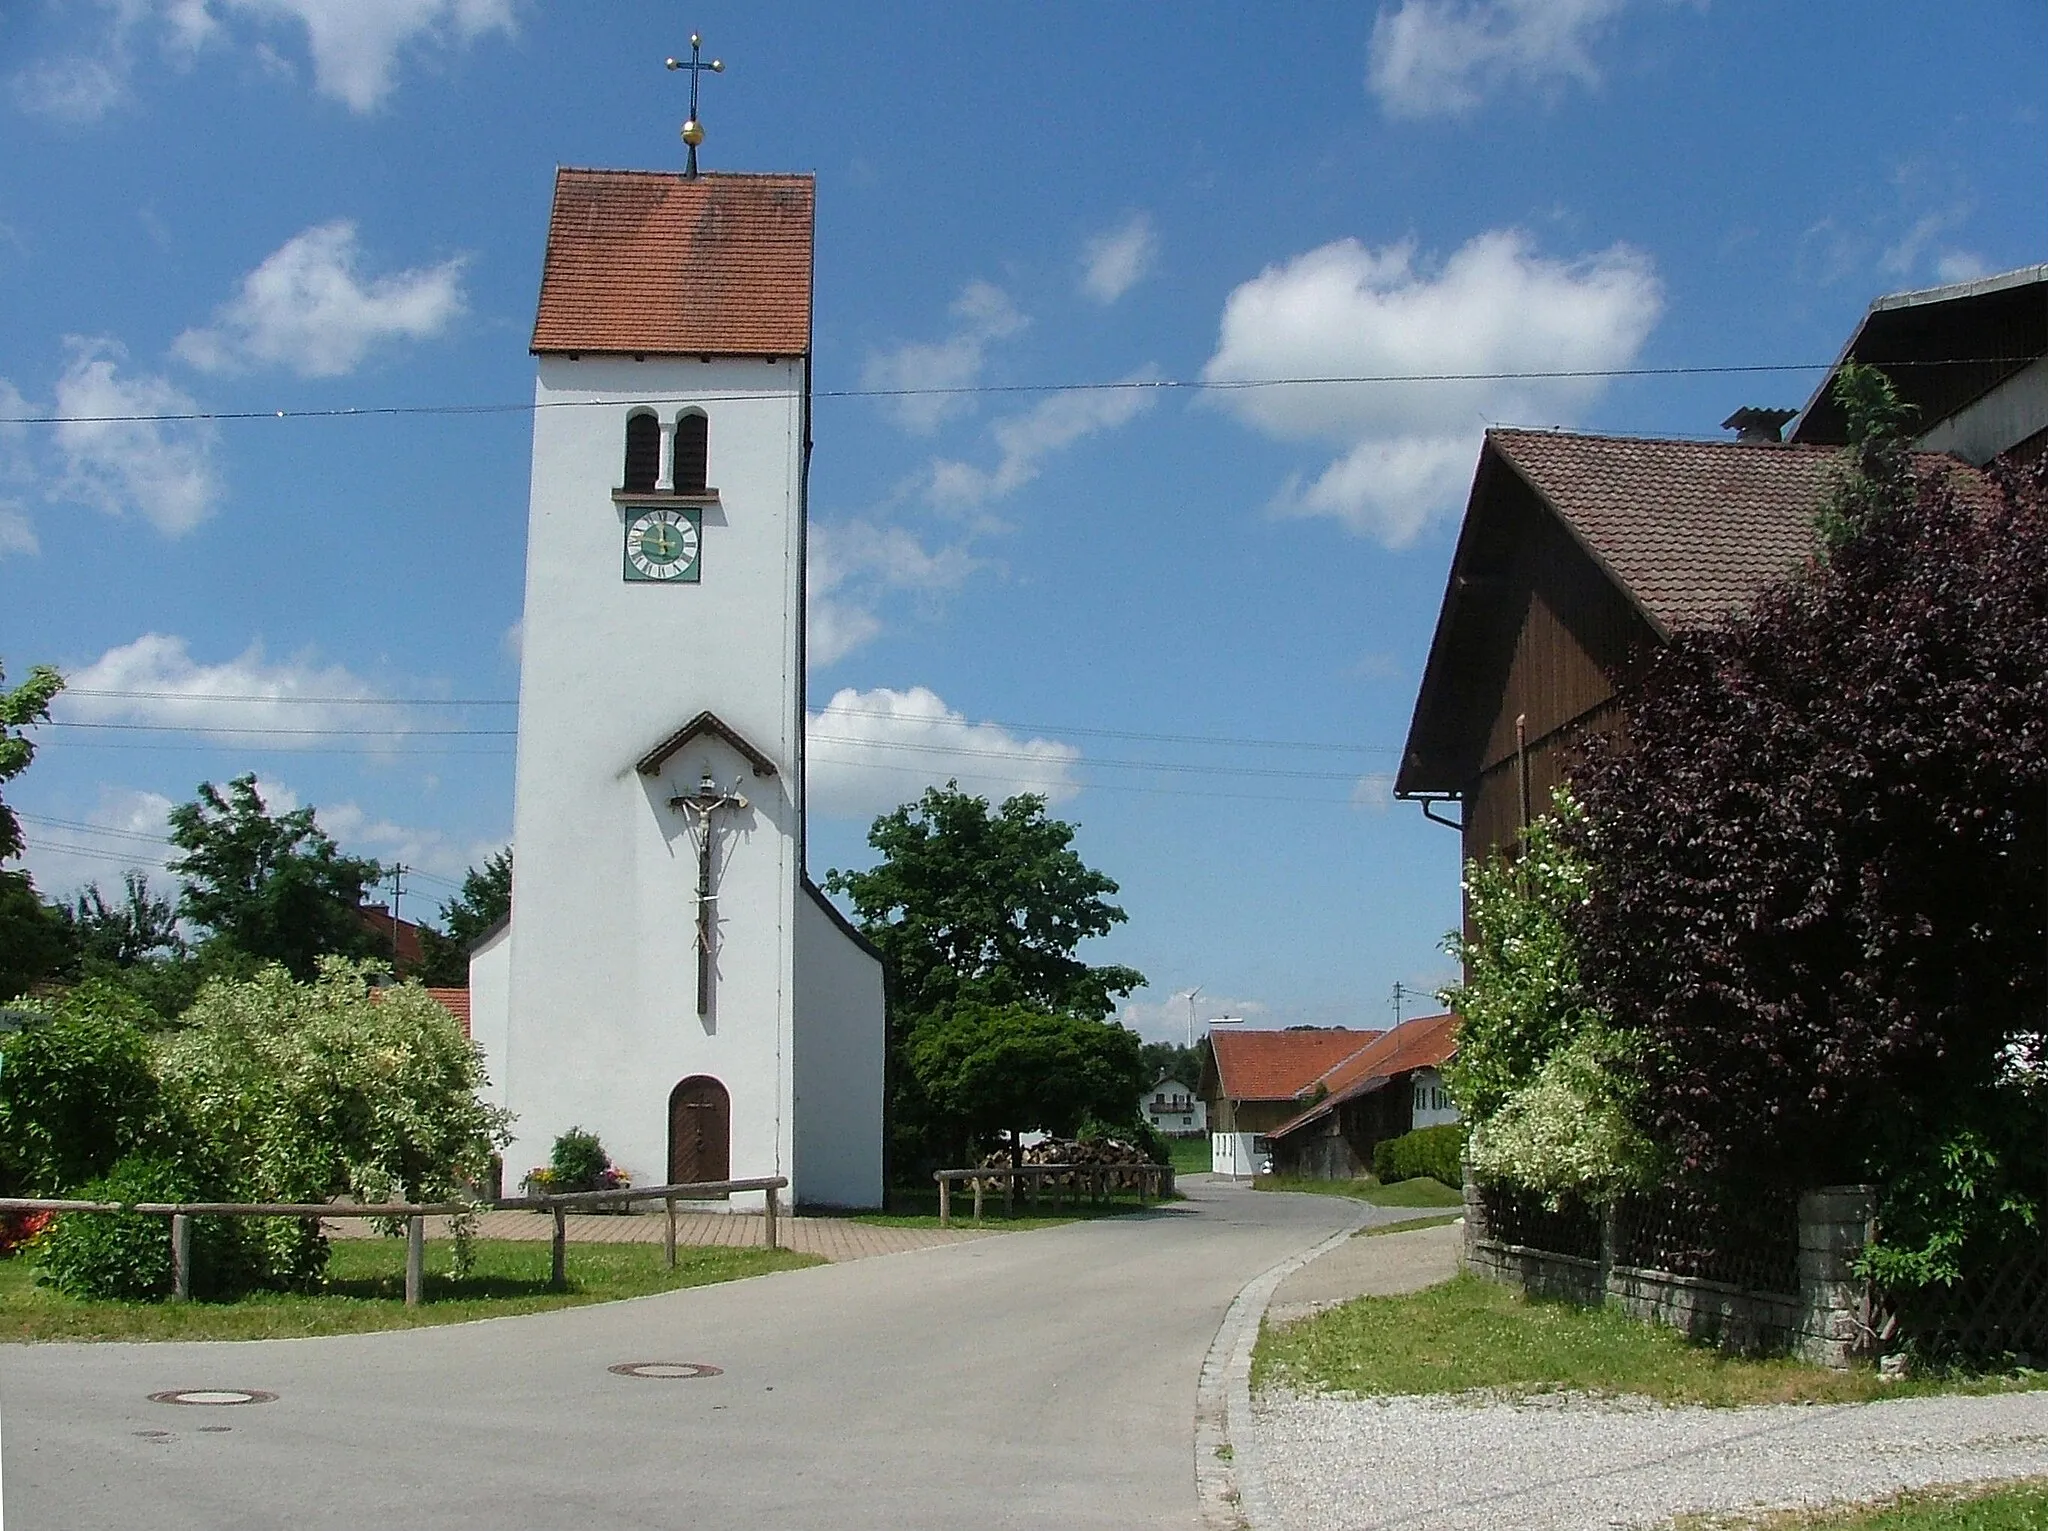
664, 33, 724, 179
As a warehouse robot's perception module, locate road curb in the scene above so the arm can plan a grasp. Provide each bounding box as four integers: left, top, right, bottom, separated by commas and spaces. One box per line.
1194, 1203, 1369, 1530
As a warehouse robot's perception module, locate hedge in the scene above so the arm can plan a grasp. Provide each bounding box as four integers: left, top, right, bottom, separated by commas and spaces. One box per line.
1373, 1123, 1465, 1187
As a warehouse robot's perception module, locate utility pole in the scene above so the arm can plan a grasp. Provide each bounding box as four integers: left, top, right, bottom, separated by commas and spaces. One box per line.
387, 863, 408, 975
1391, 980, 1413, 1027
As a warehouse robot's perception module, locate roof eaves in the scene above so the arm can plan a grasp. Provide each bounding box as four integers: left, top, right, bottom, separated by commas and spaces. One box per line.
635, 710, 779, 778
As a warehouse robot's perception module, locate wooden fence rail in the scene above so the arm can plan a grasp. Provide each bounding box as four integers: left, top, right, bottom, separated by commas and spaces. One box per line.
0, 1197, 462, 1306
0, 1176, 791, 1302
490, 1177, 790, 1289
932, 1163, 1170, 1226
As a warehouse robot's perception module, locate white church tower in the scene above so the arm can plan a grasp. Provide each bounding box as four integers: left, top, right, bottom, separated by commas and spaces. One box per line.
468, 165, 886, 1209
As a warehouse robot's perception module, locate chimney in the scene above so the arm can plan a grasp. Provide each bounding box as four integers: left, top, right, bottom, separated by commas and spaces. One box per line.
1721, 406, 1799, 443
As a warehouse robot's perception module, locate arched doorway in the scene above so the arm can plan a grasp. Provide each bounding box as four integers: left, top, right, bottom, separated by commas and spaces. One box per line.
668, 1075, 730, 1187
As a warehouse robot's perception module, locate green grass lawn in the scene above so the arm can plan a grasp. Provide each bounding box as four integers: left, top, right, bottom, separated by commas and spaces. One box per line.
1677, 1480, 2048, 1529
850, 1183, 1178, 1230
1254, 1273, 2048, 1407
1168, 1136, 1211, 1175
0, 1238, 820, 1343
1256, 1174, 1465, 1208
1360, 1211, 1464, 1237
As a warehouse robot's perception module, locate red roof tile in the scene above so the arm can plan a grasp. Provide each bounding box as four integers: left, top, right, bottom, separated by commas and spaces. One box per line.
424, 987, 471, 1038
532, 169, 813, 357
1271, 1012, 1460, 1141
1209, 1029, 1383, 1103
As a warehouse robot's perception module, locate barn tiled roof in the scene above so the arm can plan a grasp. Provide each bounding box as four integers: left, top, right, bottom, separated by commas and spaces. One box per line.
1271, 1013, 1460, 1141
1209, 1029, 1383, 1103
532, 169, 813, 357
1487, 431, 1838, 635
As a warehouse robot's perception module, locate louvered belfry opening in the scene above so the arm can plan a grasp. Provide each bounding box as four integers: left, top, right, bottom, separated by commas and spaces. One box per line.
674, 413, 708, 494
623, 412, 661, 492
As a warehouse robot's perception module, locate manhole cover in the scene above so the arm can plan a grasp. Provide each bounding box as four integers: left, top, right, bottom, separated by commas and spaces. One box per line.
148, 1389, 277, 1407
607, 1362, 722, 1380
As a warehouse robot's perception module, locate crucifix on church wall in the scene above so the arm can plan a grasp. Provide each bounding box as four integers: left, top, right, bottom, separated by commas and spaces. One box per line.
670, 770, 749, 1017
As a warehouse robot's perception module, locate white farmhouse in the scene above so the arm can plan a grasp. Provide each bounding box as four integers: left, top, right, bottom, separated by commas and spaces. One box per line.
1139, 1076, 1207, 1137
468, 167, 886, 1209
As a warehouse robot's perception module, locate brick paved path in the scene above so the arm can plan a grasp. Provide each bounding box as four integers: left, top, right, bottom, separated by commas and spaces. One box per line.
327, 1208, 995, 1263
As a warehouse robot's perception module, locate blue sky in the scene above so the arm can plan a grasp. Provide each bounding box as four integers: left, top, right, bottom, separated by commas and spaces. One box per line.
4, 1, 2043, 1042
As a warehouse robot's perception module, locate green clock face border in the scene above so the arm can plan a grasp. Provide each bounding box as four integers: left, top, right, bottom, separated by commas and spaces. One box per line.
624, 507, 701, 583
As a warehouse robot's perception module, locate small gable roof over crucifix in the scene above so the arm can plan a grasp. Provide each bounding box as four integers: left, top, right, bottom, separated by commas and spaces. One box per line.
635, 710, 778, 779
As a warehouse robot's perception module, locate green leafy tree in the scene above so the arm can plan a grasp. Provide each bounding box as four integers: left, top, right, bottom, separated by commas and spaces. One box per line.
1138, 1038, 1208, 1091
825, 784, 1144, 1176
1442, 792, 1651, 1204
167, 774, 383, 980
0, 660, 71, 999
0, 981, 164, 1195
415, 849, 512, 986
908, 1002, 1147, 1167
826, 785, 1144, 1022
63, 871, 184, 967
156, 958, 512, 1283
0, 660, 63, 867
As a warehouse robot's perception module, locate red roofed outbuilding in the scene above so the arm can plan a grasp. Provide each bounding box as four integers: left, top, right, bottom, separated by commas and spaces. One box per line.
1199, 1027, 1381, 1176
1266, 1012, 1460, 1181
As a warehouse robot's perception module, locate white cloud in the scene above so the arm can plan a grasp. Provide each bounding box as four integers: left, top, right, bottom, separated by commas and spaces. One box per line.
1368, 0, 1632, 120
1934, 250, 1990, 285
1114, 990, 1275, 1045
1203, 229, 1660, 545
0, 380, 36, 555
0, 506, 37, 557
17, 786, 179, 902
175, 220, 467, 377
10, 1, 509, 122
807, 521, 977, 669
862, 281, 1028, 435
1080, 213, 1157, 304
806, 686, 1081, 820
9, 56, 130, 124
50, 338, 222, 534
59, 632, 404, 741
926, 369, 1162, 511
214, 0, 514, 112
317, 799, 499, 886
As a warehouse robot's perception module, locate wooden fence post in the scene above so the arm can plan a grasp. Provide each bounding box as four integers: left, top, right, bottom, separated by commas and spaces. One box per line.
405, 1214, 425, 1308
765, 1184, 780, 1252
550, 1203, 567, 1291
664, 1195, 677, 1270
1029, 1169, 1041, 1211
170, 1212, 191, 1302
972, 1177, 984, 1226
1004, 1170, 1015, 1219
938, 1176, 951, 1228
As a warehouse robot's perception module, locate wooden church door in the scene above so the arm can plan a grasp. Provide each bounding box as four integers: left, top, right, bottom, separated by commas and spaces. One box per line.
668, 1076, 730, 1187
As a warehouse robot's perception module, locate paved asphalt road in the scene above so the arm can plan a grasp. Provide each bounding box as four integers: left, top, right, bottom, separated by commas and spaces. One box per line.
2, 1178, 1365, 1531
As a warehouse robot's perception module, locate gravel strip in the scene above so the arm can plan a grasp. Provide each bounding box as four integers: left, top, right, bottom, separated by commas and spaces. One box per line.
1252, 1388, 2048, 1530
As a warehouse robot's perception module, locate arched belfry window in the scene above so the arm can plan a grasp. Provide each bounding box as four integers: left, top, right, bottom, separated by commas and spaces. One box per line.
623, 411, 660, 493
674, 412, 709, 495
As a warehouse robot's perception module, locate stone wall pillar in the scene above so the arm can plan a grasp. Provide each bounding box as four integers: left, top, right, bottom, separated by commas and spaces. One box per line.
1797, 1184, 1876, 1369
1462, 1162, 1488, 1269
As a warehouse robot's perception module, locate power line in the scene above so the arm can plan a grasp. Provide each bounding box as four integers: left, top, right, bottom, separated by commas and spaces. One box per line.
0, 358, 1917, 429
55, 688, 1399, 754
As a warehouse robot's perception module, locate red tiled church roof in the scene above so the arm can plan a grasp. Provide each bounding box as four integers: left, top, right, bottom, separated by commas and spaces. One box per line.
1209, 1028, 1383, 1103
531, 169, 813, 357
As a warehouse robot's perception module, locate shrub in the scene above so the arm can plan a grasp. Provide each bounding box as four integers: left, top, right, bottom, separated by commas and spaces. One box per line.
0, 983, 163, 1196
549, 1127, 611, 1193
1373, 1123, 1465, 1187
33, 1150, 257, 1302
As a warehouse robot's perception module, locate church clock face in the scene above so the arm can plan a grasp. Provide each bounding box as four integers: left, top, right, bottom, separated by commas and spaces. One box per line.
624, 507, 701, 583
